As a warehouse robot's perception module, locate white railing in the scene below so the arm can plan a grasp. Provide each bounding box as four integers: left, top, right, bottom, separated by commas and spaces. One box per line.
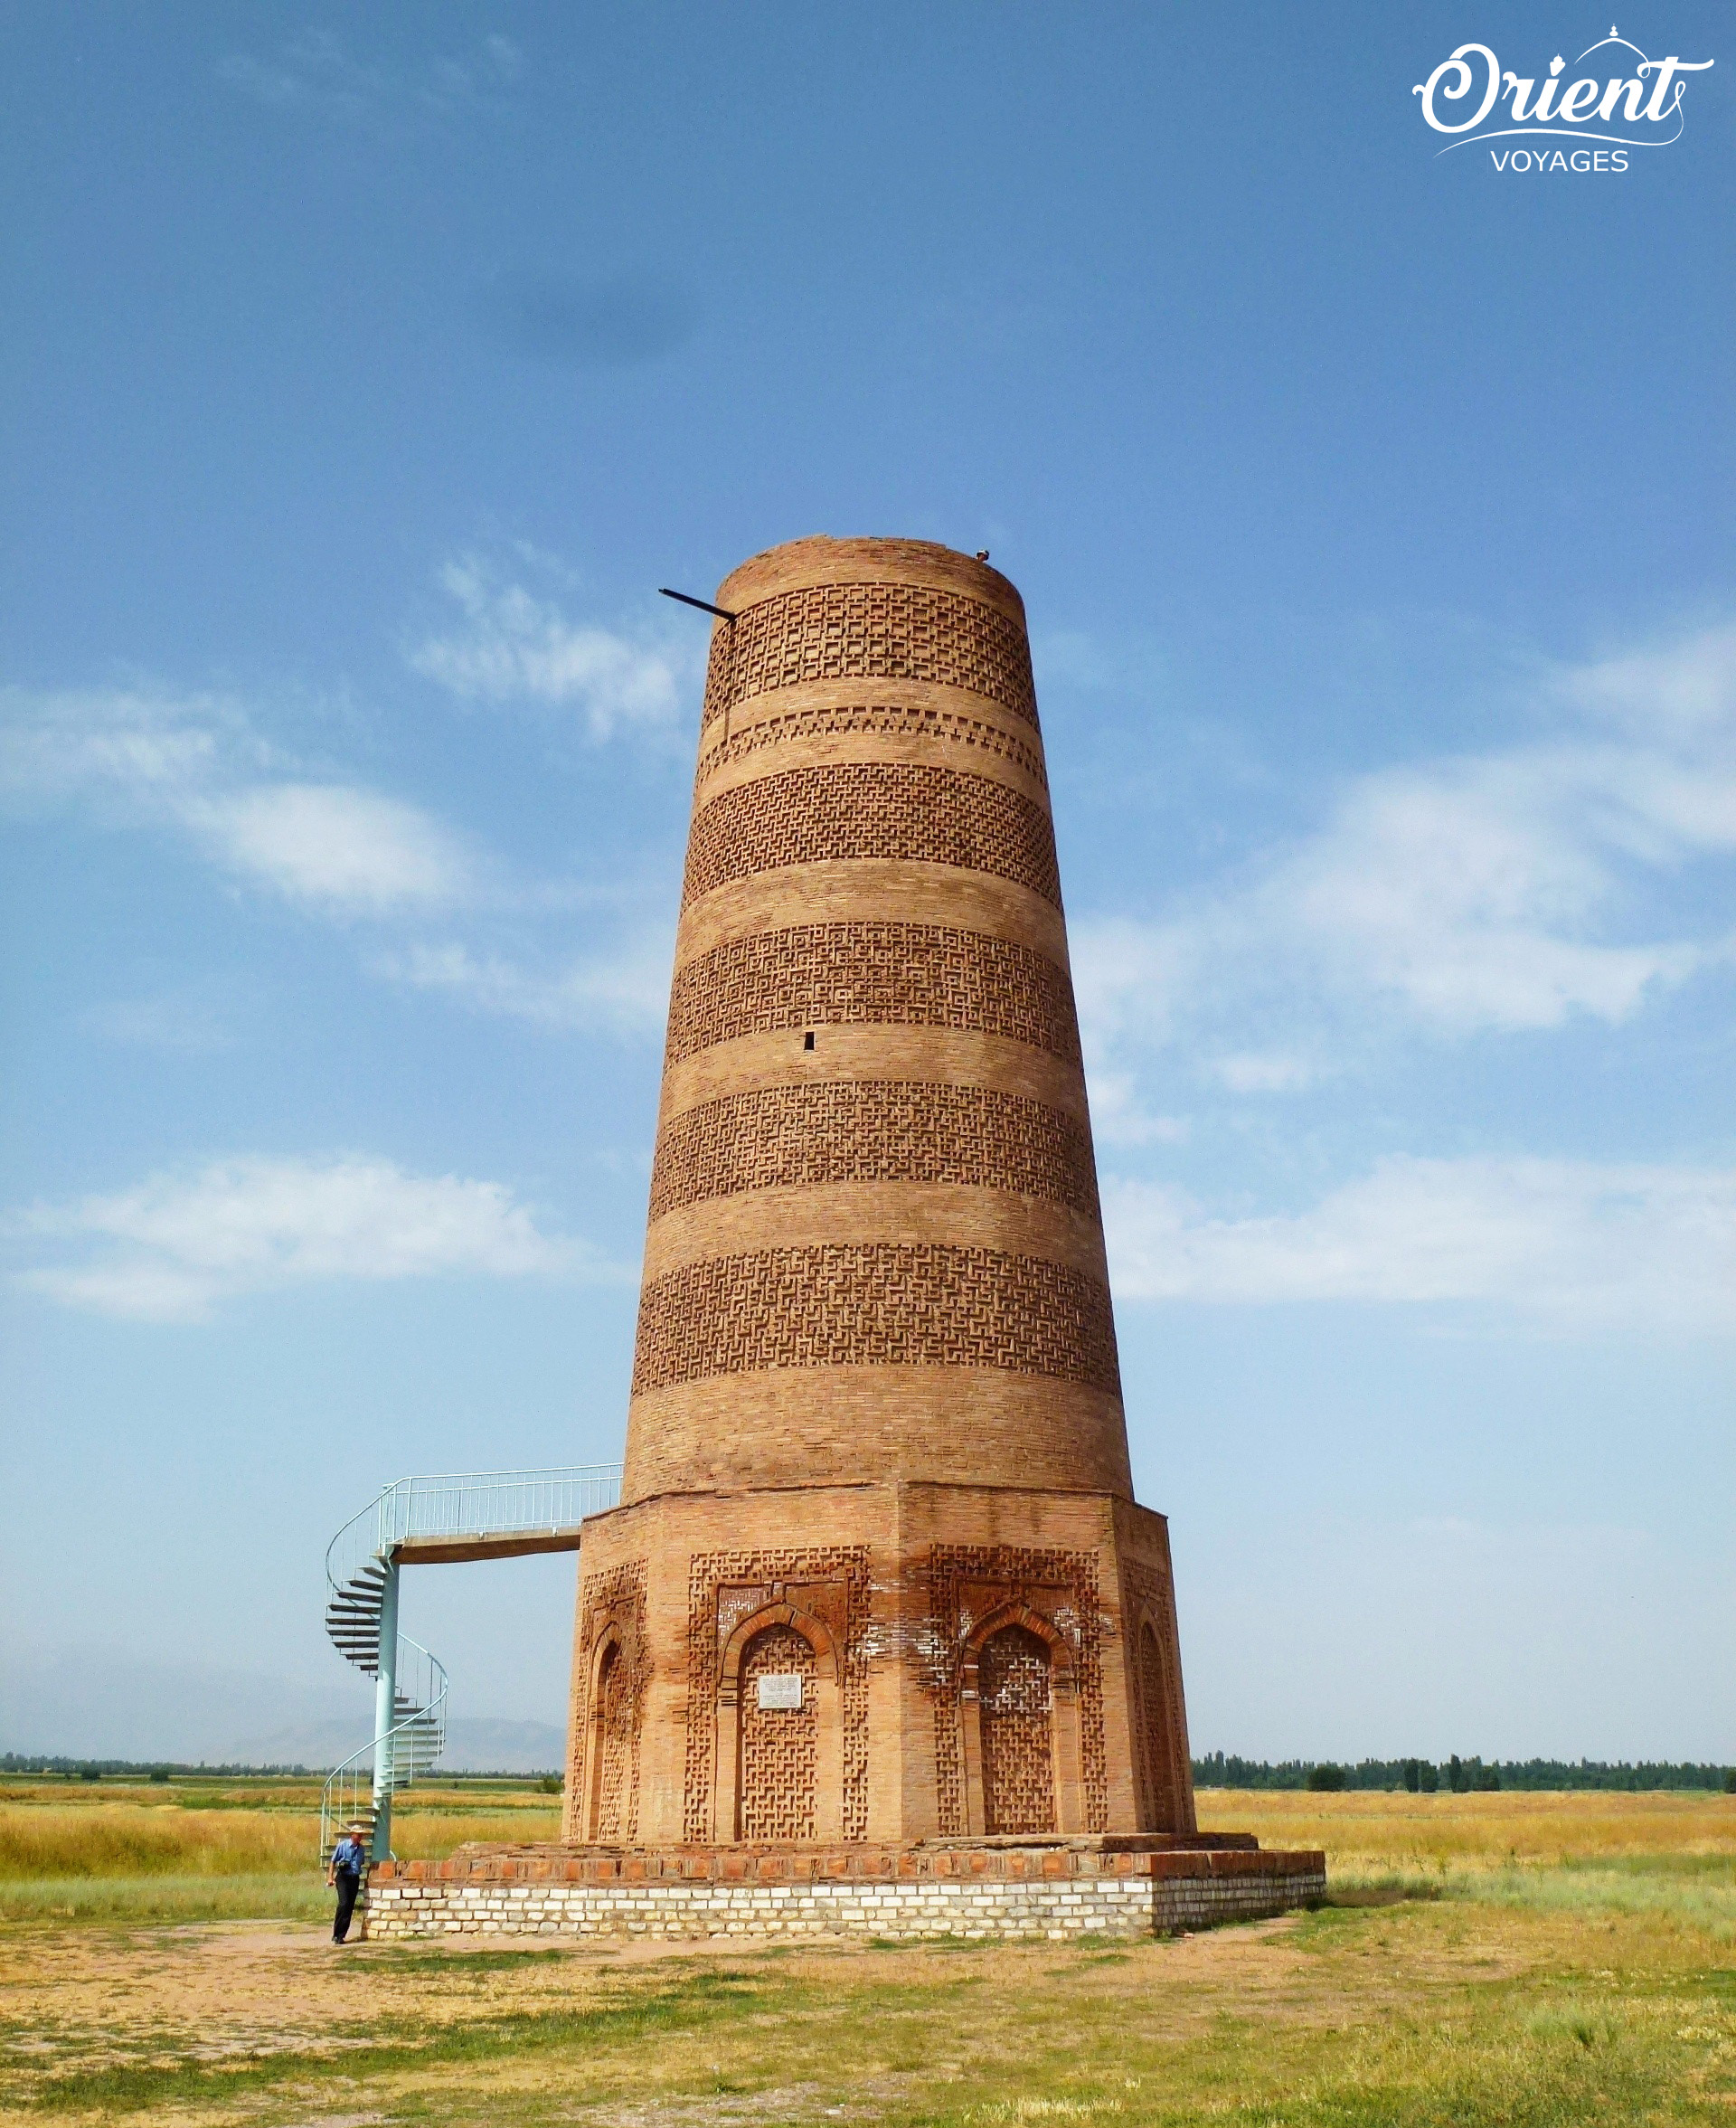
318, 1634, 448, 1862
319, 1463, 619, 1867
326, 1463, 623, 1592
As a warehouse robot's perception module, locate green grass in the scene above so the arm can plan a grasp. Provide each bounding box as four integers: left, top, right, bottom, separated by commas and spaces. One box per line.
23, 1968, 778, 2115
4, 1790, 1734, 2124
0, 1871, 330, 1924
11, 1920, 1736, 2125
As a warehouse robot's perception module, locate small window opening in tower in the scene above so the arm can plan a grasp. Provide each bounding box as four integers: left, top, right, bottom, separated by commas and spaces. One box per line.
803, 1031, 816, 1050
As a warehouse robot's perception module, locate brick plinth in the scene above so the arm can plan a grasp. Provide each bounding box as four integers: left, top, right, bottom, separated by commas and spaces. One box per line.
364, 1839, 1326, 1942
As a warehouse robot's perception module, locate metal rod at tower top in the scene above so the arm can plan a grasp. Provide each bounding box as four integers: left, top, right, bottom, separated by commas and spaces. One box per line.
658, 588, 736, 621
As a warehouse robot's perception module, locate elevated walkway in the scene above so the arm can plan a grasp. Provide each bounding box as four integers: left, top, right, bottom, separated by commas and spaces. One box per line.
320, 1465, 622, 1864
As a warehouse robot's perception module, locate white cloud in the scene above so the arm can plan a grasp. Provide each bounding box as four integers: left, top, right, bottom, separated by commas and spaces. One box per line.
216, 30, 521, 125
81, 993, 237, 1056
1103, 1155, 1736, 1330
1084, 1071, 1190, 1149
0, 687, 475, 913
1213, 1053, 1317, 1094
410, 559, 693, 737
1075, 619, 1736, 1067
1561, 619, 1736, 740
1069, 916, 1184, 1043
18, 1155, 605, 1322
1271, 743, 1716, 1031
378, 935, 672, 1037
188, 783, 471, 912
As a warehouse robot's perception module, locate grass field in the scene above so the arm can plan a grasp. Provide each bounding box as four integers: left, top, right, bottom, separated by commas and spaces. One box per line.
2, 1782, 1732, 2125
0, 1776, 561, 1923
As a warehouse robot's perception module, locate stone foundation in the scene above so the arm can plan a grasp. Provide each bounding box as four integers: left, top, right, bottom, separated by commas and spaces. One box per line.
363, 1838, 1325, 1943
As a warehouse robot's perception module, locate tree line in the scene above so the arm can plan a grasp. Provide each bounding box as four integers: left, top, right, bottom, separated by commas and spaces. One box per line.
1193, 1753, 1734, 1792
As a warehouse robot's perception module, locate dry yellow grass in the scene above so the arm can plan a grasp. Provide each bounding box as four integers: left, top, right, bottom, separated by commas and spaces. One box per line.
1198, 1786, 1736, 1871
0, 1779, 562, 1910
1, 1788, 1731, 2123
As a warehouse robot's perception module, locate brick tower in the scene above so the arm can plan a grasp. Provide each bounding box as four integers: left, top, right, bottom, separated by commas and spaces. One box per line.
564, 535, 1196, 1849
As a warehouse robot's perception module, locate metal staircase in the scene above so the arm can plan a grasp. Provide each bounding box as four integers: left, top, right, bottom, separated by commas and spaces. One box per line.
319, 1465, 622, 1866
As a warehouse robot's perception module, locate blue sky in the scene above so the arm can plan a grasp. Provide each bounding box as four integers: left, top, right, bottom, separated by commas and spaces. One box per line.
2, 3, 1731, 1767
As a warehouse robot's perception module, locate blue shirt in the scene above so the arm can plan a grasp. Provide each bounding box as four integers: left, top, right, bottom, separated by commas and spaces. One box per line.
332, 1836, 367, 1875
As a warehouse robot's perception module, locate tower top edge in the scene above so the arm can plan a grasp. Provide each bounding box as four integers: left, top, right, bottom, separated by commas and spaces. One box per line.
716, 537, 1027, 630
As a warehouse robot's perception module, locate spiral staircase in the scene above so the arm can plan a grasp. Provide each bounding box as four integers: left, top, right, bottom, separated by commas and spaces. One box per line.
320, 1465, 622, 1866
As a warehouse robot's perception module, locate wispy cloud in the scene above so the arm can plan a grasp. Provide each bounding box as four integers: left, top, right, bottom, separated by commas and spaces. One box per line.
377, 935, 673, 1037
189, 783, 471, 912
410, 559, 693, 737
0, 687, 476, 914
1084, 1072, 1190, 1149
81, 991, 239, 1057
1103, 1155, 1736, 1331
17, 1154, 609, 1322
1074, 620, 1736, 1080
216, 30, 521, 127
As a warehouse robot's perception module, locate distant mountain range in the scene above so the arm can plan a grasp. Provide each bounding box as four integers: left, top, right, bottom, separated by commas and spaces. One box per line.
225, 1717, 565, 1774
0, 1644, 564, 1771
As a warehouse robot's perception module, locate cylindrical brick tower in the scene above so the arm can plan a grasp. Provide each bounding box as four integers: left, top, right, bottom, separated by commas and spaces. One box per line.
565, 537, 1195, 1851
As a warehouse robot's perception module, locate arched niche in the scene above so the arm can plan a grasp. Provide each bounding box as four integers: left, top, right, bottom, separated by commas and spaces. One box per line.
959, 1600, 1085, 1837
1134, 1605, 1185, 1834
715, 1600, 843, 1841
584, 1625, 637, 1842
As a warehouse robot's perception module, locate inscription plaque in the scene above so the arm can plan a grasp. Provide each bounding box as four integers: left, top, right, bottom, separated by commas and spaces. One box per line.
756, 1673, 804, 1710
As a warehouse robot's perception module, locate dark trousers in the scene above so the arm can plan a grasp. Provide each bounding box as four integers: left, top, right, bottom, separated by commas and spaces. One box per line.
332, 1867, 362, 1942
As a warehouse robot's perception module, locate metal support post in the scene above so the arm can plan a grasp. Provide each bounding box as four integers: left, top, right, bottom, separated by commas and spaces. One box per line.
370, 1553, 401, 1861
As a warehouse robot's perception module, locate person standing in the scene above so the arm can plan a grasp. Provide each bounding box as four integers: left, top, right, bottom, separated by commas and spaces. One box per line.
326, 1821, 368, 1944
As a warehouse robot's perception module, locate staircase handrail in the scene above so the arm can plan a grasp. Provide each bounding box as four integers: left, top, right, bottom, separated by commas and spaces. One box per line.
319, 1462, 620, 1868
318, 1632, 448, 1861
325, 1462, 623, 1593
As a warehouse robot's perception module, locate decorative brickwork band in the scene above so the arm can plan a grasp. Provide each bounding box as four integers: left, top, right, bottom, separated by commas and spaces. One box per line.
665, 922, 1083, 1066
696, 702, 1049, 791
681, 762, 1061, 911
648, 1082, 1101, 1222
703, 583, 1038, 728
923, 1545, 1109, 1838
683, 1547, 872, 1843
632, 1244, 1121, 1396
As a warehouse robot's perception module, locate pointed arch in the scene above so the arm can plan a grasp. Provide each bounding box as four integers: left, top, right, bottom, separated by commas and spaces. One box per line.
584, 1622, 639, 1842
715, 1600, 843, 1841
1133, 1605, 1184, 1833
959, 1600, 1085, 1836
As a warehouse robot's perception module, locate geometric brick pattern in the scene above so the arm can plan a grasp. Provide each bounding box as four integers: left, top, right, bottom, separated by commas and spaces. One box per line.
665, 922, 1083, 1066
924, 1544, 1109, 1838
571, 1560, 647, 1846
696, 701, 1049, 790
703, 582, 1038, 728
977, 1625, 1058, 1836
647, 1081, 1101, 1221
593, 1642, 634, 1842
570, 537, 1200, 1864
738, 1624, 820, 1841
632, 1244, 1121, 1395
1123, 1559, 1186, 1834
683, 1546, 873, 1843
682, 762, 1061, 909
